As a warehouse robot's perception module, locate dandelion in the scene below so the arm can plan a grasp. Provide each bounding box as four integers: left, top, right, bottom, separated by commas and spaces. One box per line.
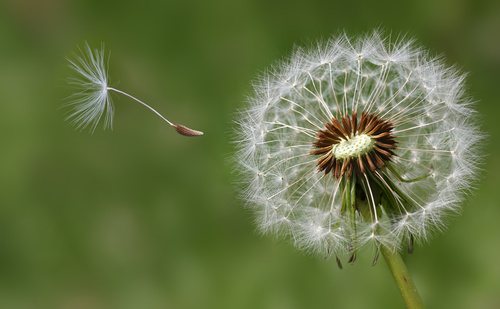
65, 43, 203, 136
234, 31, 482, 307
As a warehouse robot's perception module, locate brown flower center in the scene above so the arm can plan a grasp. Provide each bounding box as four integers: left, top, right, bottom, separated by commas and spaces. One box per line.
311, 112, 397, 179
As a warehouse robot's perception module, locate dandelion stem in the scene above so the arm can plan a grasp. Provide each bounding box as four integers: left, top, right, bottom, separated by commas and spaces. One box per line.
107, 87, 175, 126
380, 244, 424, 309
355, 189, 423, 308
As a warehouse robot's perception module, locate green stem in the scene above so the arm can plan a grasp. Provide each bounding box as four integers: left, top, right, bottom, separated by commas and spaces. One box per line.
350, 177, 424, 308
380, 244, 424, 309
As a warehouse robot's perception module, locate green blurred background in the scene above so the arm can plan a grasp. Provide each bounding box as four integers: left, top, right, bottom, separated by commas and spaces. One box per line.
0, 0, 499, 308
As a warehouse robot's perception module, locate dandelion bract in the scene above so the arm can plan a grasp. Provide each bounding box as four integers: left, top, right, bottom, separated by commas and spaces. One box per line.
234, 31, 482, 262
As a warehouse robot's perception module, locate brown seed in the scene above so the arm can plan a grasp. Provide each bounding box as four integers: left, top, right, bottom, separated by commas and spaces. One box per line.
174, 125, 204, 137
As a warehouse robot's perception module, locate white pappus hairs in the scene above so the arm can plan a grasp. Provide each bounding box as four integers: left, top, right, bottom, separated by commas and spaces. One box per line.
234, 30, 483, 263
65, 42, 203, 136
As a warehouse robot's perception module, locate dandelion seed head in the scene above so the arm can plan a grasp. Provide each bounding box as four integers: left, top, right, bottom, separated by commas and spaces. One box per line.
234, 31, 483, 260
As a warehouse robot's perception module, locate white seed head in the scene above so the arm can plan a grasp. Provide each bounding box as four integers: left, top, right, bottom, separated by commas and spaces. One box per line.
234, 31, 483, 260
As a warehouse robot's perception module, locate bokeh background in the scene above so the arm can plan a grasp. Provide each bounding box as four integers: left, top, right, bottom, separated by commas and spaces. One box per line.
0, 0, 499, 308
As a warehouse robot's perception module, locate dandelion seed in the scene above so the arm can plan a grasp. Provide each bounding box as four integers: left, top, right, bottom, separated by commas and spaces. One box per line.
65, 43, 203, 136
234, 31, 482, 261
